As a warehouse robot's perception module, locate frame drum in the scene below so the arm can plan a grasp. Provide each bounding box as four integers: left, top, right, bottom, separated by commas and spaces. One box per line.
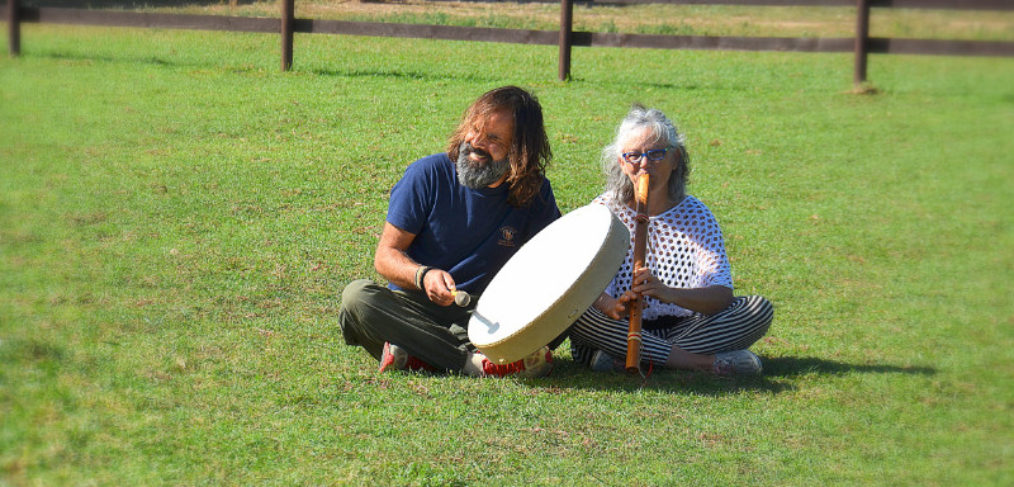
468, 204, 629, 364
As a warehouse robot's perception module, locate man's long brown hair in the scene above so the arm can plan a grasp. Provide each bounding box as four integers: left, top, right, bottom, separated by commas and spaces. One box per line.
447, 86, 552, 208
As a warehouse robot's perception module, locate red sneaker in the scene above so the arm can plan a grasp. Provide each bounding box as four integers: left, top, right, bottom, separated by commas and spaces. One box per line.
480, 346, 553, 378
378, 342, 436, 373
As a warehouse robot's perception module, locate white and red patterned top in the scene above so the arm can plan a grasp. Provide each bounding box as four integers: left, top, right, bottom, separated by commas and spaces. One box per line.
595, 192, 733, 319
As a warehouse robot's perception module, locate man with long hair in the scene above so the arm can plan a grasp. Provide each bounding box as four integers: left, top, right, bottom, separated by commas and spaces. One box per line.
339, 86, 560, 377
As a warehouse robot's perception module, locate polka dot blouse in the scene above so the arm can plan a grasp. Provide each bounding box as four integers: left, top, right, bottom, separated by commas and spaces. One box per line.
595, 192, 733, 319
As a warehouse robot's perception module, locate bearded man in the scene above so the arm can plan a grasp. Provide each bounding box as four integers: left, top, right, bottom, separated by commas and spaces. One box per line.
339, 86, 561, 377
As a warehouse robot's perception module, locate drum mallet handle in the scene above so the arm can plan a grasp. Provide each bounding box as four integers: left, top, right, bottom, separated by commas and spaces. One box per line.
453, 290, 471, 307
625, 172, 650, 373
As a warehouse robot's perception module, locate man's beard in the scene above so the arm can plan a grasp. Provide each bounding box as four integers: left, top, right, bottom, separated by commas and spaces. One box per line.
456, 142, 509, 189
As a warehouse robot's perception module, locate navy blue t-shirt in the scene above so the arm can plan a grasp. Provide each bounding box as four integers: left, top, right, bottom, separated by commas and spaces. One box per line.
386, 153, 560, 295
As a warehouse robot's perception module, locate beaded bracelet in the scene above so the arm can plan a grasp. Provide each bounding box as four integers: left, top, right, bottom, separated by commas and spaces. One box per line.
414, 265, 432, 290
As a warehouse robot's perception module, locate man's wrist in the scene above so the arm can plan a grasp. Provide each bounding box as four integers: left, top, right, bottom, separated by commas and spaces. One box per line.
414, 265, 432, 290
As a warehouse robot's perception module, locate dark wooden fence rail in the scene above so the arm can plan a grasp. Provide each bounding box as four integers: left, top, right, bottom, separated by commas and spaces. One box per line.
5, 0, 1014, 85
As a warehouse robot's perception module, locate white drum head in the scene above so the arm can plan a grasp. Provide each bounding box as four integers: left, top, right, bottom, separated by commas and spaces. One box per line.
468, 204, 629, 364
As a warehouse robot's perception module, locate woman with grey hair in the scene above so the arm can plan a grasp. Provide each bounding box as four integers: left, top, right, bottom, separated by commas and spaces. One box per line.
570, 105, 773, 375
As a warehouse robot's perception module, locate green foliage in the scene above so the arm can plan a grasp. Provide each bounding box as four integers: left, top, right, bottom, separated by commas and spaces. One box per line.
1, 23, 1012, 486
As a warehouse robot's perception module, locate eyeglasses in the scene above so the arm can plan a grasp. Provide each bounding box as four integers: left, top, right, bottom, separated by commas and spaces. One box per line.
622, 146, 673, 164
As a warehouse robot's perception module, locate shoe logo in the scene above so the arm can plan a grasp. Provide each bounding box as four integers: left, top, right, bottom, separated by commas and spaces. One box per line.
498, 226, 518, 247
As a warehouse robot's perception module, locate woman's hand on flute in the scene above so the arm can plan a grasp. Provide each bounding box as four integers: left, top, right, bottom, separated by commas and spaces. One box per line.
595, 292, 635, 320
631, 266, 734, 315
630, 266, 671, 302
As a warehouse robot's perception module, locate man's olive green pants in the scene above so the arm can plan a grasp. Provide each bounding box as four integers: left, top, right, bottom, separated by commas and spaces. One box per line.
338, 279, 476, 372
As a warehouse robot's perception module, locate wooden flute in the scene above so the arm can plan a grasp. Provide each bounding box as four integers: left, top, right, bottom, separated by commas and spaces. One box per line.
625, 172, 651, 373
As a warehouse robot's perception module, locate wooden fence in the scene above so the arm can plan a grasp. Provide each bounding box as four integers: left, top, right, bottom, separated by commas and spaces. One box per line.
5, 0, 1014, 85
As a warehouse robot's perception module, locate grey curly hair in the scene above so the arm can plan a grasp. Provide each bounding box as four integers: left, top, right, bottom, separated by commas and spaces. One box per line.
603, 105, 690, 204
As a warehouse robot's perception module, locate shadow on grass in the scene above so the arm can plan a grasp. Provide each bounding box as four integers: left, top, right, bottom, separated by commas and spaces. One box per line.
538, 355, 936, 396
762, 356, 936, 378
25, 1, 259, 8
24, 51, 250, 73
19, 50, 505, 84
308, 67, 503, 84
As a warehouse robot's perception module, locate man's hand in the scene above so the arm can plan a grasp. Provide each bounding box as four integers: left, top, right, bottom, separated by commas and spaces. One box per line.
422, 268, 456, 307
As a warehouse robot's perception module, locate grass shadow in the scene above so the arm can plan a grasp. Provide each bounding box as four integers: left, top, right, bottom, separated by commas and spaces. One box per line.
25, 1, 260, 7
533, 355, 936, 396
762, 356, 936, 378
539, 359, 794, 395
20, 50, 507, 84
308, 67, 503, 84
27, 50, 247, 72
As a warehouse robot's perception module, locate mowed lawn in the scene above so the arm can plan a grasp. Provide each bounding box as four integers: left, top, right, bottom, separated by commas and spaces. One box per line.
1, 22, 1012, 486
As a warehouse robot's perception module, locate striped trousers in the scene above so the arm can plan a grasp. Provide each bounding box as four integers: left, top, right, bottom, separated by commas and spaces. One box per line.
569, 295, 773, 367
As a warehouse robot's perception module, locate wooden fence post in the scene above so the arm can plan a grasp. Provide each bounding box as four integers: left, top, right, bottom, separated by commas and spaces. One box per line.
854, 0, 870, 86
558, 0, 573, 81
7, 0, 20, 57
281, 0, 293, 71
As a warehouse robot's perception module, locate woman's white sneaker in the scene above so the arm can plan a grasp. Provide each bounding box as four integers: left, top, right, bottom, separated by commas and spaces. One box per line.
712, 350, 763, 376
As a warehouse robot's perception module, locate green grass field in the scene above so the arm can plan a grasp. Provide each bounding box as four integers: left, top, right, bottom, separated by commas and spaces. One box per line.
1, 21, 1012, 486
144, 0, 1014, 41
